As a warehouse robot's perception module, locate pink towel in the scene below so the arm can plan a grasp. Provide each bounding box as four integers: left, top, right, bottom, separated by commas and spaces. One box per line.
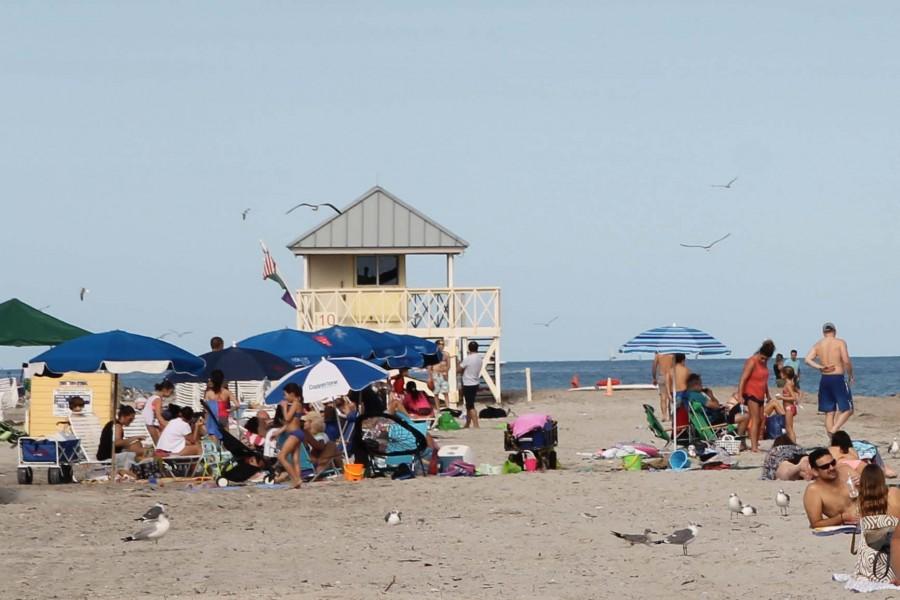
511, 413, 550, 438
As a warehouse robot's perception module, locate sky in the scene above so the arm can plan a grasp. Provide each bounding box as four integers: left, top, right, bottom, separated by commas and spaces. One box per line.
2, 2, 900, 366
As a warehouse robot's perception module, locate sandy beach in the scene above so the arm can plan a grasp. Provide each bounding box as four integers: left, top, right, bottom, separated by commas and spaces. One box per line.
1, 387, 898, 600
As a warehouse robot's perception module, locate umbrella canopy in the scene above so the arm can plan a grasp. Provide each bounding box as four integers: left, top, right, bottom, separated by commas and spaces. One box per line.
238, 328, 333, 367
314, 325, 406, 359
0, 298, 91, 347
619, 325, 731, 356
168, 347, 292, 383
29, 330, 205, 375
265, 358, 389, 405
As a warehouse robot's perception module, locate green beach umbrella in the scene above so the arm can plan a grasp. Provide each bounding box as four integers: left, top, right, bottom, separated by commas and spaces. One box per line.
0, 298, 91, 347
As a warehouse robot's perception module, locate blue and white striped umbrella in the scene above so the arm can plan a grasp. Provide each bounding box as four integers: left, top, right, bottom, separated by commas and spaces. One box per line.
619, 325, 730, 356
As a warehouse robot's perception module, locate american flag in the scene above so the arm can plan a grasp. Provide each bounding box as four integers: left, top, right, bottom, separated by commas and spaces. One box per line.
262, 246, 277, 280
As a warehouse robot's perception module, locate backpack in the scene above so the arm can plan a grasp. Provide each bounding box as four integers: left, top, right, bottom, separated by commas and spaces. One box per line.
479, 406, 507, 419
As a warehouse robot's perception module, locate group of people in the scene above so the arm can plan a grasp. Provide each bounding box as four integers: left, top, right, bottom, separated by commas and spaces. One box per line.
652, 321, 854, 452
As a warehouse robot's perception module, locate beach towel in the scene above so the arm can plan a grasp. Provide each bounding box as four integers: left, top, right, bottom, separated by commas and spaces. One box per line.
832, 574, 900, 592
511, 413, 549, 439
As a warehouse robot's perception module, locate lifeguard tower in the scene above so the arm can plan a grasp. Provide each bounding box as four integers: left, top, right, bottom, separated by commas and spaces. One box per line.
287, 186, 502, 405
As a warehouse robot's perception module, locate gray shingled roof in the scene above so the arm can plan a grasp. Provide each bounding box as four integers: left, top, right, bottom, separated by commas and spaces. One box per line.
287, 186, 469, 255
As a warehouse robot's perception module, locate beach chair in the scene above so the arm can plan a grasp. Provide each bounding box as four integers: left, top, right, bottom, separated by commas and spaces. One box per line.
235, 381, 265, 407
174, 383, 204, 411
687, 401, 732, 445
0, 377, 18, 411
642, 404, 692, 447
67, 412, 111, 465
362, 414, 430, 478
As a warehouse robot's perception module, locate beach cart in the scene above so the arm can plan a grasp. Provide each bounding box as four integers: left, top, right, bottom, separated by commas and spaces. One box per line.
504, 416, 559, 470
16, 437, 82, 484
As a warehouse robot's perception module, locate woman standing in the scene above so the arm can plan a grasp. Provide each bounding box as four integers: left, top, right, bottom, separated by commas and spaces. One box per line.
204, 369, 235, 442
142, 379, 174, 444
738, 339, 775, 452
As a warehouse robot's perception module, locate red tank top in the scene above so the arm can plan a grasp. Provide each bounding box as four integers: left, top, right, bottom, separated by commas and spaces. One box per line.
744, 358, 769, 399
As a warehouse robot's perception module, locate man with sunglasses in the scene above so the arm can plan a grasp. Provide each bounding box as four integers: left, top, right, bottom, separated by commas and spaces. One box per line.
803, 448, 858, 528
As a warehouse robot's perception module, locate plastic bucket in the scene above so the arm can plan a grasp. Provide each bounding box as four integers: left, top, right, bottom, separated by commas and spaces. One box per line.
343, 463, 365, 482
524, 457, 538, 471
622, 454, 643, 471
668, 449, 691, 471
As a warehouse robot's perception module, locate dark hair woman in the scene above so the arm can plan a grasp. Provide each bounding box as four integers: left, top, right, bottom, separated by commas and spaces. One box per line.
855, 464, 900, 583
737, 339, 775, 452
204, 369, 235, 442
143, 378, 175, 444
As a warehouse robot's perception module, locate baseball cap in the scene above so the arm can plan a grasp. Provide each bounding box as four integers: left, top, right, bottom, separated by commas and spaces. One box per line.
822, 322, 836, 332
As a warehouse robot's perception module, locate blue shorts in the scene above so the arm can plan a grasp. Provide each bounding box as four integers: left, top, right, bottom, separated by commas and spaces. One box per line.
818, 374, 853, 413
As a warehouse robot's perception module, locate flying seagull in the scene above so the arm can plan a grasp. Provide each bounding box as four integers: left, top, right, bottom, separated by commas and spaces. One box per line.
385, 511, 402, 526
285, 202, 342, 216
123, 514, 170, 544
655, 523, 700, 556
241, 208, 251, 221
79, 287, 89, 301
136, 503, 168, 523
610, 529, 657, 546
533, 316, 559, 327
158, 330, 192, 340
776, 490, 790, 517
680, 233, 731, 251
710, 176, 738, 189
38, 305, 51, 311
728, 493, 743, 520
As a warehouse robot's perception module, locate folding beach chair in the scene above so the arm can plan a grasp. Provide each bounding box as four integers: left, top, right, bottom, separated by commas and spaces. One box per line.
687, 401, 736, 447
0, 377, 18, 411
362, 414, 430, 478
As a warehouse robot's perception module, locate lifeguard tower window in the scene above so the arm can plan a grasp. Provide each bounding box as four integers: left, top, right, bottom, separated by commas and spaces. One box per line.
355, 255, 399, 286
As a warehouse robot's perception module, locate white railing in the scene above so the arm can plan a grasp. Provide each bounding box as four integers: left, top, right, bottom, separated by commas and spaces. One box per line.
295, 287, 501, 337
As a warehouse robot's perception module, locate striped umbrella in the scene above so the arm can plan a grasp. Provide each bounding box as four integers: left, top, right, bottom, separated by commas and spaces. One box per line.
619, 325, 730, 356
619, 325, 730, 442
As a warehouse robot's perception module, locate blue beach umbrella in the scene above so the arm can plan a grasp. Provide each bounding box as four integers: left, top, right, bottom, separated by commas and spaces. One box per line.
30, 329, 205, 375
237, 328, 333, 367
265, 357, 389, 405
619, 324, 730, 441
167, 347, 293, 383
310, 326, 384, 359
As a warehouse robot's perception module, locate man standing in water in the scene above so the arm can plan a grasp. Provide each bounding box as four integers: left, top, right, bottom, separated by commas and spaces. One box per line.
651, 353, 674, 421
805, 322, 854, 434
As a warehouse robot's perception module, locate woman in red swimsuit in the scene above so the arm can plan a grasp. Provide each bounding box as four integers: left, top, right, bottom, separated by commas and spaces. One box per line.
738, 339, 775, 452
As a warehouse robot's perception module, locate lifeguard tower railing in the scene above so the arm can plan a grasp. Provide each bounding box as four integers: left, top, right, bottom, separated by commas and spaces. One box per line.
295, 287, 501, 402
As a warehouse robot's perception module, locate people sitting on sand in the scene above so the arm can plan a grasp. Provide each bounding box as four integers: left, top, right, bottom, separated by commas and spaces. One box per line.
300, 411, 340, 474
242, 410, 271, 449
803, 447, 858, 528
143, 379, 174, 444
97, 405, 147, 464
156, 406, 203, 457
402, 380, 436, 418
853, 465, 900, 583
828, 430, 897, 479
683, 374, 725, 424
761, 434, 811, 480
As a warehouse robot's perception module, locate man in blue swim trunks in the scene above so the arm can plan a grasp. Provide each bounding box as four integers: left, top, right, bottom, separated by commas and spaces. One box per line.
805, 322, 854, 435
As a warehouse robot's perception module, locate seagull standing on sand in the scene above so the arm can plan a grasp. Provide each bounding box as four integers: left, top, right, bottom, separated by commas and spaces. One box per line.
385, 511, 402, 526
710, 176, 738, 189
610, 529, 656, 546
285, 202, 342, 216
680, 233, 731, 251
136, 503, 167, 523
889, 438, 899, 457
741, 505, 758, 516
79, 287, 89, 301
655, 523, 700, 556
728, 493, 743, 520
776, 490, 790, 517
123, 514, 170, 544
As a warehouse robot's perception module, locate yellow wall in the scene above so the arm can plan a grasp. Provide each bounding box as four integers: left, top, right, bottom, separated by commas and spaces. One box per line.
28, 373, 115, 437
307, 254, 406, 289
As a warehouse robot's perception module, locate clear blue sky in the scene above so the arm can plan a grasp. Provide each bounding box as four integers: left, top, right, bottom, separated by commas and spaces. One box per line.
2, 2, 899, 366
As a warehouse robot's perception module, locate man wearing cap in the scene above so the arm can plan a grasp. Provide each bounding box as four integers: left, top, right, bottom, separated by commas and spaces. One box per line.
805, 322, 854, 434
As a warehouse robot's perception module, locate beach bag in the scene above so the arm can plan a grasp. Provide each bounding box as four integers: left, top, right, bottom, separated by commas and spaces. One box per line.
502, 459, 522, 474
441, 460, 476, 477
715, 434, 741, 455
765, 415, 786, 440
856, 515, 898, 582
436, 412, 461, 431
479, 406, 507, 419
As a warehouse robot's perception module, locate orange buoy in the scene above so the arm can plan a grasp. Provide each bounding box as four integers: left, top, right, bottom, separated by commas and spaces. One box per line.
570, 374, 580, 388
605, 377, 613, 397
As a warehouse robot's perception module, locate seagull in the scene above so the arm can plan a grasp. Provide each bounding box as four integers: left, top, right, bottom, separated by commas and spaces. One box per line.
776, 490, 790, 517
741, 505, 758, 516
158, 330, 192, 340
79, 287, 89, 301
135, 503, 168, 522
385, 511, 402, 526
533, 316, 559, 327
285, 202, 342, 216
38, 305, 51, 311
122, 514, 170, 544
680, 233, 731, 251
610, 529, 657, 546
241, 208, 251, 221
728, 493, 743, 520
655, 523, 701, 556
889, 438, 899, 457
710, 176, 738, 189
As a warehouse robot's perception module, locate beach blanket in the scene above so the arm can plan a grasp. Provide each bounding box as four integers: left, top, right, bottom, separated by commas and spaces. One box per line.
832, 574, 900, 592
511, 413, 549, 439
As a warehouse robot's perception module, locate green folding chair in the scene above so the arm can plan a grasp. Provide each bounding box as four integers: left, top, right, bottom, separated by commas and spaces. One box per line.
643, 404, 672, 445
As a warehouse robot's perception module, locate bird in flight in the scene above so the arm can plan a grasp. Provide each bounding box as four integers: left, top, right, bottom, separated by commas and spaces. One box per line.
285, 202, 342, 215
79, 288, 90, 301
158, 330, 192, 340
680, 233, 731, 251
534, 316, 559, 327
241, 208, 251, 221
38, 305, 51, 311
710, 176, 738, 189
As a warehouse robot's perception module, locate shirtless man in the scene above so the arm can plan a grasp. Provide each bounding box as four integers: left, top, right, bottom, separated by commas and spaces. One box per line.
673, 353, 691, 409
651, 353, 674, 421
803, 447, 858, 528
429, 339, 451, 407
805, 322, 854, 434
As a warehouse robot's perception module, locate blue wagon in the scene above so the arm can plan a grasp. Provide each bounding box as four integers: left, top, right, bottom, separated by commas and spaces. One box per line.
17, 438, 82, 484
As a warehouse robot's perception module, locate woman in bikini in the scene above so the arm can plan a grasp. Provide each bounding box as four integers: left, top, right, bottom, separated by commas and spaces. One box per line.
776, 366, 801, 443
737, 339, 775, 452
204, 369, 236, 443
276, 383, 305, 488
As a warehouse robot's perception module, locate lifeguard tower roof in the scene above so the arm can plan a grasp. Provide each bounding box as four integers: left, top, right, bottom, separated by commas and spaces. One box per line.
287, 186, 469, 256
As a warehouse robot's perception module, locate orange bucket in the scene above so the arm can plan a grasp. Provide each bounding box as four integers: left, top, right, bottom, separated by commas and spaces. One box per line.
343, 463, 365, 482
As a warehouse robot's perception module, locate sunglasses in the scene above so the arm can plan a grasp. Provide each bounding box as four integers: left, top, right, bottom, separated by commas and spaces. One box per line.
815, 459, 837, 470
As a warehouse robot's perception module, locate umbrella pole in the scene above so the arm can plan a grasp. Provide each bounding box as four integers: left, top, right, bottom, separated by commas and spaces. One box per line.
110, 374, 118, 483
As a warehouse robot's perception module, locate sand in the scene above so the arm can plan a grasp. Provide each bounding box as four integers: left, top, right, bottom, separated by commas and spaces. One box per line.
1, 387, 898, 600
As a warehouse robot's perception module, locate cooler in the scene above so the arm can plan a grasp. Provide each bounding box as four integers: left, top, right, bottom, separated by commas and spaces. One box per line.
437, 445, 475, 472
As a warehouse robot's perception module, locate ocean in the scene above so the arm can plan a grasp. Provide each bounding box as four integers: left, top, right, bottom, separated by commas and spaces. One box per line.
5, 356, 900, 397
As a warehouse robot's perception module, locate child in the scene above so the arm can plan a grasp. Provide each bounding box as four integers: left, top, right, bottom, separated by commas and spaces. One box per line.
777, 366, 801, 443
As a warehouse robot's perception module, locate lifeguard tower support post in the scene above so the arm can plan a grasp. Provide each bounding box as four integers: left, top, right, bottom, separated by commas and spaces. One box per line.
287, 186, 501, 405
